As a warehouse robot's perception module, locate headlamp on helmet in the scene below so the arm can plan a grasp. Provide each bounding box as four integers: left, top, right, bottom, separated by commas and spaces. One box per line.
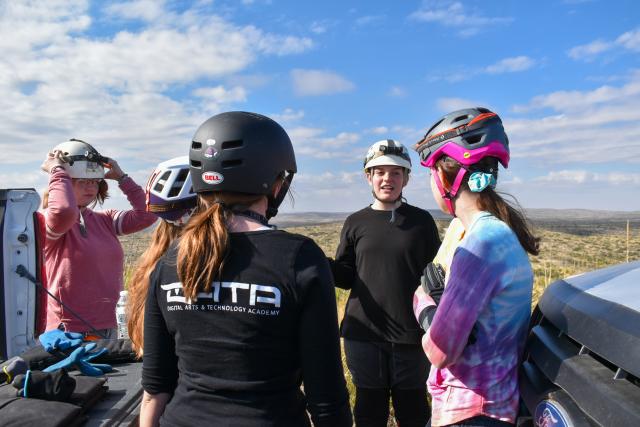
364, 139, 412, 171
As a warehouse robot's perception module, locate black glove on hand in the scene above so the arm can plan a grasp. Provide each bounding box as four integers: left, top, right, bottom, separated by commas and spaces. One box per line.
421, 262, 446, 305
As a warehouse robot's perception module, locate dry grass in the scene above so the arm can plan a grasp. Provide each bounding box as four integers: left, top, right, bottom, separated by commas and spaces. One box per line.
120, 218, 640, 426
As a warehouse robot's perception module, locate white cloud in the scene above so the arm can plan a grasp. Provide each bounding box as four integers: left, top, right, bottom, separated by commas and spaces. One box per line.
568, 40, 613, 60
429, 55, 536, 82
256, 33, 314, 56
485, 56, 536, 74
388, 86, 407, 97
0, 1, 313, 167
368, 126, 389, 135
409, 1, 512, 37
355, 15, 384, 26
104, 0, 166, 22
512, 76, 640, 113
271, 108, 305, 124
506, 74, 640, 166
192, 85, 247, 111
616, 28, 640, 52
287, 126, 362, 160
534, 170, 640, 186
436, 97, 487, 112
568, 27, 640, 60
291, 69, 355, 96
310, 21, 328, 34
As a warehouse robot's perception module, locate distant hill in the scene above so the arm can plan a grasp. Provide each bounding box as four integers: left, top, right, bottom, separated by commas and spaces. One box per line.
273, 208, 640, 228
524, 208, 640, 221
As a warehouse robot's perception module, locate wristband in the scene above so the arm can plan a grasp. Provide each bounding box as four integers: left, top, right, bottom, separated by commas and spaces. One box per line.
116, 173, 128, 184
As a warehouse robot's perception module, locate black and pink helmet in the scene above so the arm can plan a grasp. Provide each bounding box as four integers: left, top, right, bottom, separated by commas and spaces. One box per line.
146, 156, 197, 226
413, 108, 510, 216
413, 107, 509, 168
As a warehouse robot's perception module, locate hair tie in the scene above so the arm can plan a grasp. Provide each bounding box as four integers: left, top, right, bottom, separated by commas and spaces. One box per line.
3, 365, 12, 384
22, 370, 31, 398
468, 171, 496, 193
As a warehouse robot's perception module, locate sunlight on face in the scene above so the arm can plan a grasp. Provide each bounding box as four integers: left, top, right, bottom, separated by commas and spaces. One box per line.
367, 165, 408, 203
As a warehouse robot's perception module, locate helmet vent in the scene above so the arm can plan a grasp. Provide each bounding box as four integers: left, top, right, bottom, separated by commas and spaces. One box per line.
222, 139, 243, 150
425, 119, 444, 136
154, 171, 171, 192
477, 107, 491, 114
465, 134, 483, 145
192, 141, 202, 149
167, 169, 189, 197
191, 160, 202, 168
222, 159, 242, 168
452, 114, 470, 124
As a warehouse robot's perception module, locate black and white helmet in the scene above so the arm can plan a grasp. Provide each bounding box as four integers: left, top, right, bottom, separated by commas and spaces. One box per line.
146, 156, 197, 225
363, 139, 412, 171
51, 139, 106, 179
189, 111, 297, 218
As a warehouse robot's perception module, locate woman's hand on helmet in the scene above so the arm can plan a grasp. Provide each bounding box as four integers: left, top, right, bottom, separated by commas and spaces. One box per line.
41, 150, 69, 174
102, 158, 125, 181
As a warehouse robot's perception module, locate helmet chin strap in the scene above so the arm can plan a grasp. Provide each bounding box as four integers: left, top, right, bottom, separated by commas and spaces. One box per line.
431, 167, 467, 217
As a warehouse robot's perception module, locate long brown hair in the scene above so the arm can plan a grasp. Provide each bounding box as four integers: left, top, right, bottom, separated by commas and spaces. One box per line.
437, 156, 540, 255
127, 221, 182, 357
177, 192, 266, 302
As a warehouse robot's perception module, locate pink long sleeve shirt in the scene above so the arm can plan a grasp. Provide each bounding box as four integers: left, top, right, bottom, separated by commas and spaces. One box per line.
413, 213, 533, 426
43, 169, 157, 333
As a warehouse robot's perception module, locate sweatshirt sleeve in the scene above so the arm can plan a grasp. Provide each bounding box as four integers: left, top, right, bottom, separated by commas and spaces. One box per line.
421, 241, 501, 368
142, 262, 179, 394
104, 176, 157, 235
44, 169, 80, 240
296, 240, 353, 427
331, 218, 357, 289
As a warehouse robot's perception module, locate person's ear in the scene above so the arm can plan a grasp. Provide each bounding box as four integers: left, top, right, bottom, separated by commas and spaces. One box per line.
402, 170, 410, 187
365, 170, 373, 186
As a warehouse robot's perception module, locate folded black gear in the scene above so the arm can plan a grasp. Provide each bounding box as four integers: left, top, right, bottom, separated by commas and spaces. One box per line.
12, 369, 76, 401
20, 338, 137, 371
0, 396, 84, 427
1, 357, 28, 384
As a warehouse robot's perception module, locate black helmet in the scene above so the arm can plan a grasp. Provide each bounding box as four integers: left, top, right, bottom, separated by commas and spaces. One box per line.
189, 111, 297, 218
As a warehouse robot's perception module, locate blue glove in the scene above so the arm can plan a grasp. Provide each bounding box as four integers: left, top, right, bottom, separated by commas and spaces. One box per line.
39, 329, 84, 352
43, 343, 112, 376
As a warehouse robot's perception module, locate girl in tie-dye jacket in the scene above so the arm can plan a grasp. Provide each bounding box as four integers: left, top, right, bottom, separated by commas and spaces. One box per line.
411, 108, 539, 427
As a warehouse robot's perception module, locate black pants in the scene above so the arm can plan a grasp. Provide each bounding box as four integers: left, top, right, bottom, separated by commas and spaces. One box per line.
345, 339, 430, 427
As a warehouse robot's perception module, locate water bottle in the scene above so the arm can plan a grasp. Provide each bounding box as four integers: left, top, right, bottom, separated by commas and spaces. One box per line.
116, 290, 129, 339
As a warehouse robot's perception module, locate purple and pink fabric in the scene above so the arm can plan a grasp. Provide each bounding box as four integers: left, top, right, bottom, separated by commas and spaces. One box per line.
413, 212, 533, 426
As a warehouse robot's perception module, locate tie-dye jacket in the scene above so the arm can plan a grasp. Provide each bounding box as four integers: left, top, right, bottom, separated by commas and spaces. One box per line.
413, 212, 533, 426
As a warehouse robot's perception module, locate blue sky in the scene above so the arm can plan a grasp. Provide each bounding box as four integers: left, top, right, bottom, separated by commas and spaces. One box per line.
1, 0, 639, 213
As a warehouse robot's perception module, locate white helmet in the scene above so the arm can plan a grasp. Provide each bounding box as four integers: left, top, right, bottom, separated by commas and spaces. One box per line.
146, 156, 197, 225
363, 139, 412, 171
52, 139, 106, 179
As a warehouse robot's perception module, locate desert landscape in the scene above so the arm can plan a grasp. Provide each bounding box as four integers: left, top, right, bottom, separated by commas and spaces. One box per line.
119, 212, 640, 422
